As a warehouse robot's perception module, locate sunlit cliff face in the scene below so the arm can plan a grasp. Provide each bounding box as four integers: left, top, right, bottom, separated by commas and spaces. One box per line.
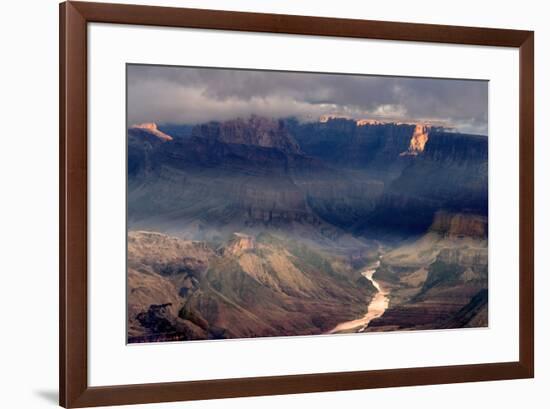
224, 233, 256, 256
408, 124, 430, 153
356, 119, 382, 126
131, 122, 173, 142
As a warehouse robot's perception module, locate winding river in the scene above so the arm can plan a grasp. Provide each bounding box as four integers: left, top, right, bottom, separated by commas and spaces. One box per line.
328, 259, 390, 334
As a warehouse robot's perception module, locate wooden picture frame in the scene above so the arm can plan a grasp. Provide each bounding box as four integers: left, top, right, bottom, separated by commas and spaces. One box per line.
59, 1, 534, 407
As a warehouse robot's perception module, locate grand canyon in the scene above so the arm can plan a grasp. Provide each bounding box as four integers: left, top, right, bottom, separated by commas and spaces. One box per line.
126, 66, 488, 343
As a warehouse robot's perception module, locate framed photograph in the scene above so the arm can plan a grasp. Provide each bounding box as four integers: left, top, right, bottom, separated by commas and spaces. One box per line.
60, 1, 534, 407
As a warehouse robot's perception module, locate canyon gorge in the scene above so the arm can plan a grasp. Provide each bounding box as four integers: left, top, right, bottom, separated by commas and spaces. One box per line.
126, 115, 488, 343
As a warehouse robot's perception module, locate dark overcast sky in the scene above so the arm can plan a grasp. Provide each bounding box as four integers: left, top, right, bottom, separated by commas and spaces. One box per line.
127, 64, 488, 135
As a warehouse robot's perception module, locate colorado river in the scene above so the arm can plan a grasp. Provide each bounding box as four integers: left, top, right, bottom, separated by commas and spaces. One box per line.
328, 259, 390, 334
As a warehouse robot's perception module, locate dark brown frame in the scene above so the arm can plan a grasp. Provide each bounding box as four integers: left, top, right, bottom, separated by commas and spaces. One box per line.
60, 1, 534, 407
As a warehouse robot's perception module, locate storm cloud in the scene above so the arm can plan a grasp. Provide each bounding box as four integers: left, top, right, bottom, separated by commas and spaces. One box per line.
127, 64, 488, 135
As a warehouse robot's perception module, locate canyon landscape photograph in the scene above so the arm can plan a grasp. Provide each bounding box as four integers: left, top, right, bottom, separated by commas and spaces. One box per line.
126, 64, 488, 343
